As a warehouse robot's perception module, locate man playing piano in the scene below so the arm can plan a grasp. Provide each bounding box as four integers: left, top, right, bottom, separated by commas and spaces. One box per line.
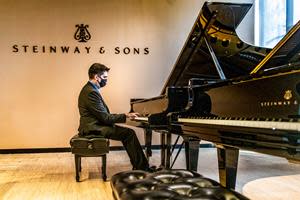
78, 63, 150, 171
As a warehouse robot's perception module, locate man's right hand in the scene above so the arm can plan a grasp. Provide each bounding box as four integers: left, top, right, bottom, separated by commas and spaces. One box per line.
125, 112, 140, 120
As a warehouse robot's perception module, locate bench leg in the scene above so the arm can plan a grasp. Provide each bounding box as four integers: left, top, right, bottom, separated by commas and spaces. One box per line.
102, 154, 107, 181
75, 154, 81, 182
79, 156, 82, 172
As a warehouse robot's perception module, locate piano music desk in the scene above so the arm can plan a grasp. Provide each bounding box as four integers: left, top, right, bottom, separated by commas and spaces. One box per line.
242, 174, 300, 200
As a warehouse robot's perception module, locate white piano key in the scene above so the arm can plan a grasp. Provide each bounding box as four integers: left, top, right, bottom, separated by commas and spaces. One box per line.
178, 118, 300, 131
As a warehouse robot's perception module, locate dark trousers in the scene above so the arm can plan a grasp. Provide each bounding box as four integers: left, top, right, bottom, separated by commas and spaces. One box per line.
90, 125, 149, 170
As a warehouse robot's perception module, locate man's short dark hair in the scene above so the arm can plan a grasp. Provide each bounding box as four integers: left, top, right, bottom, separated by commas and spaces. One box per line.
88, 63, 110, 79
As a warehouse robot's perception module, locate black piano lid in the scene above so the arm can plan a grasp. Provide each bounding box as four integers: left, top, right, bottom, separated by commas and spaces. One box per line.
251, 20, 300, 74
161, 2, 271, 94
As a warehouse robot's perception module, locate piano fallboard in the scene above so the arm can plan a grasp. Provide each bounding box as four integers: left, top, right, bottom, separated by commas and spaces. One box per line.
132, 95, 169, 116
131, 87, 189, 115
129, 87, 189, 126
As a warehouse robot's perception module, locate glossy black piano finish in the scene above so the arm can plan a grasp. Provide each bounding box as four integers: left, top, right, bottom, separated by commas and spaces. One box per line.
127, 1, 294, 190
174, 70, 300, 188
172, 19, 300, 189
128, 86, 189, 163
128, 2, 271, 168
130, 87, 189, 126
161, 2, 271, 93
174, 71, 300, 189
179, 69, 300, 121
130, 2, 271, 122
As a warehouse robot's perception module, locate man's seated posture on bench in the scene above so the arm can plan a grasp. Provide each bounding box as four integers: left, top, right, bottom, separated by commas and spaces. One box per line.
78, 63, 150, 171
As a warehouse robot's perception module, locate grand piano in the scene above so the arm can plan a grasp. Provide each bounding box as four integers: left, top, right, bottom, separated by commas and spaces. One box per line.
129, 2, 270, 167
128, 1, 300, 189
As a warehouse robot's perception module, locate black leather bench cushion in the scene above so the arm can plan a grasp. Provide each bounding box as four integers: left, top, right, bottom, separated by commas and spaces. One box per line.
111, 169, 249, 200
70, 134, 109, 156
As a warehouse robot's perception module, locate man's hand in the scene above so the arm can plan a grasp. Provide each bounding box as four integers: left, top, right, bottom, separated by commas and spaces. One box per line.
125, 112, 140, 120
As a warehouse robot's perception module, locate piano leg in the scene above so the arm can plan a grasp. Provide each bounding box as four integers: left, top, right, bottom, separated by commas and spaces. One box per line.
217, 146, 239, 189
160, 131, 165, 167
184, 136, 200, 171
159, 131, 172, 168
166, 132, 172, 168
143, 128, 152, 160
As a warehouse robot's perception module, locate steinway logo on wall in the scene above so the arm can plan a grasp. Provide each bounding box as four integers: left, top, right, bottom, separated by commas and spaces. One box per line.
11, 24, 149, 55
74, 24, 91, 43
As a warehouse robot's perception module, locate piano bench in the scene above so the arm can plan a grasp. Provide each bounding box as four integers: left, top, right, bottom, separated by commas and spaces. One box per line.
110, 169, 249, 200
70, 134, 109, 182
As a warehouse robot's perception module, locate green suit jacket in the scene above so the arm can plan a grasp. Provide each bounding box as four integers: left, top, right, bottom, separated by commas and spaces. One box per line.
78, 82, 126, 135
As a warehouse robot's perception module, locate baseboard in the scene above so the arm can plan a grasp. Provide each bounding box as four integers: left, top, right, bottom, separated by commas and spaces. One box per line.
0, 148, 71, 154
0, 144, 214, 154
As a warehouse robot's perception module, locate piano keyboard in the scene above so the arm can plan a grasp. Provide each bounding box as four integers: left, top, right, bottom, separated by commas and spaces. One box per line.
178, 118, 300, 132
134, 117, 149, 122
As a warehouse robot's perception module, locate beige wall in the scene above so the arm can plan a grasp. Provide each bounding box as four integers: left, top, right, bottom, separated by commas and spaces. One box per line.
0, 0, 254, 149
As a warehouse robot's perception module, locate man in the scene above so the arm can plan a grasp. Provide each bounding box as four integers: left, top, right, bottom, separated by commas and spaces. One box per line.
78, 63, 149, 170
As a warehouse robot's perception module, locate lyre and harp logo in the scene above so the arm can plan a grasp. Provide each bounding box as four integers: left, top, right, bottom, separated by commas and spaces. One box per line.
284, 90, 293, 100
74, 24, 91, 42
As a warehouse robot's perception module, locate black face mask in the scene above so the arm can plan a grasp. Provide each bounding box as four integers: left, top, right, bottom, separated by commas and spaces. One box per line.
98, 79, 107, 87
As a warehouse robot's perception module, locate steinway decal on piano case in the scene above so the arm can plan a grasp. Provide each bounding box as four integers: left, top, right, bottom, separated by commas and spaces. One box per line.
260, 90, 298, 107
11, 24, 150, 55
260, 100, 298, 107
